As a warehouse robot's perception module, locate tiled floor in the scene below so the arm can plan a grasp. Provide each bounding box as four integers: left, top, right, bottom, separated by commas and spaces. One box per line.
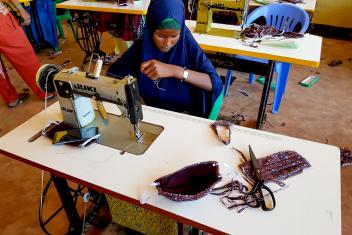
0, 24, 351, 235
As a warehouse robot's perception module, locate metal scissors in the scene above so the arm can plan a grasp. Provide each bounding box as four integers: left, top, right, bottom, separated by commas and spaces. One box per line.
244, 145, 276, 211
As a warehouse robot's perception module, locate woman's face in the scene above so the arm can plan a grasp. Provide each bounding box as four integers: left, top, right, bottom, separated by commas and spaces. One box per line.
152, 29, 181, 53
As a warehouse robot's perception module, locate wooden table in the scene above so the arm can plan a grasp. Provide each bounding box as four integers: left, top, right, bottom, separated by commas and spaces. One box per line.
57, 0, 317, 17
56, 0, 150, 15
0, 102, 341, 235
186, 21, 321, 67
56, 0, 150, 68
186, 20, 322, 128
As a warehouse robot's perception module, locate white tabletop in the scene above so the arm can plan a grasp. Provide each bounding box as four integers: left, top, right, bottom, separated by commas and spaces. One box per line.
186, 20, 322, 67
0, 102, 341, 235
56, 0, 150, 15
250, 0, 317, 13
56, 0, 317, 14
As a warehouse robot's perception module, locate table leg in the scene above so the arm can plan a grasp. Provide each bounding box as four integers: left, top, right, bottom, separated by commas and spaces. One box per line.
52, 175, 82, 234
256, 60, 275, 129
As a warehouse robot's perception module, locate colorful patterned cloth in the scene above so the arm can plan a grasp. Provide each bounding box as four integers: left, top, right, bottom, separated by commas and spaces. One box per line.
106, 196, 178, 235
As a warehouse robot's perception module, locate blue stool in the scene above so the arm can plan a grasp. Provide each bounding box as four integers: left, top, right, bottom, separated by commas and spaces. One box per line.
225, 3, 310, 113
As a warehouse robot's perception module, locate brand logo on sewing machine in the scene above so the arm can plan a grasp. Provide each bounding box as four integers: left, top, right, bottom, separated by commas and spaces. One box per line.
61, 107, 74, 113
213, 3, 225, 7
73, 84, 97, 93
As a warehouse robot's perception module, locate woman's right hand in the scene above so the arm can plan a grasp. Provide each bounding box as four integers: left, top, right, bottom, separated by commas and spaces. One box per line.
140, 59, 213, 91
140, 59, 182, 81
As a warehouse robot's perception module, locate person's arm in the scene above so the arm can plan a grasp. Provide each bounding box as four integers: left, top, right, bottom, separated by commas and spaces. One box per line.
140, 59, 213, 91
8, 0, 31, 25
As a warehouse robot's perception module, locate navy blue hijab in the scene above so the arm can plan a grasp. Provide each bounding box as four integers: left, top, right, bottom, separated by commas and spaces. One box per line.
107, 0, 222, 118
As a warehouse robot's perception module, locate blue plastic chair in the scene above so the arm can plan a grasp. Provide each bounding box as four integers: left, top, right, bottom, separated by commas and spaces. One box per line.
225, 3, 310, 113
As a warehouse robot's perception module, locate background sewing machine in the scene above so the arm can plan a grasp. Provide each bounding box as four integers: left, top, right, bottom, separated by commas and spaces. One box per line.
35, 64, 163, 155
195, 0, 250, 33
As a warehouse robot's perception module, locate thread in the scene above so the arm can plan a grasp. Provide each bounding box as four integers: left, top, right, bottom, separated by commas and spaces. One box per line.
40, 170, 44, 212
94, 58, 103, 79
81, 192, 90, 235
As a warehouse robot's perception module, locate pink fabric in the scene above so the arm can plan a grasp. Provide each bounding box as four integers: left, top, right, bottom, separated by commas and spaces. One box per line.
0, 13, 46, 103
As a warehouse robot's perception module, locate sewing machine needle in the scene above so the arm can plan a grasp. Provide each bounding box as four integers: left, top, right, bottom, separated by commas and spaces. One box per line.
97, 101, 108, 120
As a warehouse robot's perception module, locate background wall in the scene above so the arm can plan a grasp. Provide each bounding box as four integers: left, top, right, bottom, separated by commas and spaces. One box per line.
312, 0, 352, 28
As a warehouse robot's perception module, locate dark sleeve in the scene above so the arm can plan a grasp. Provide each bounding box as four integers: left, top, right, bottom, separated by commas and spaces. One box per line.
106, 40, 142, 79
185, 31, 223, 117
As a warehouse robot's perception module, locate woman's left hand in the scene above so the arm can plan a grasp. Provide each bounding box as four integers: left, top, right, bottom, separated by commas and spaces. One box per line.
140, 59, 179, 80
19, 8, 31, 26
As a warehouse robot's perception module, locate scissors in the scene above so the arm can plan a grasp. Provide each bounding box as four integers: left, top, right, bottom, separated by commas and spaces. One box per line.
244, 145, 276, 211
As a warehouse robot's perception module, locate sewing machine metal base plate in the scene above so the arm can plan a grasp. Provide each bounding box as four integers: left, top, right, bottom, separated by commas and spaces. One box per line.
86, 111, 164, 155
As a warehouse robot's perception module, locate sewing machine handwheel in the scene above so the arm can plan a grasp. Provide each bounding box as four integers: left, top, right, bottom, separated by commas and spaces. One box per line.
36, 64, 60, 93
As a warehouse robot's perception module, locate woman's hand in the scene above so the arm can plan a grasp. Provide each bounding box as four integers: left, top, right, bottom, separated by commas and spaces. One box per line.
140, 59, 180, 80
8, 1, 30, 25
140, 59, 213, 91
18, 8, 31, 26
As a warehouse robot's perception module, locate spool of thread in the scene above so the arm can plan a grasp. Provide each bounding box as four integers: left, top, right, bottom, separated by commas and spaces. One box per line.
94, 58, 103, 79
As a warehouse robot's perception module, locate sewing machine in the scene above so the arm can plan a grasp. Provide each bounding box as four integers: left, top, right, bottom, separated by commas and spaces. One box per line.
35, 64, 163, 155
196, 0, 250, 33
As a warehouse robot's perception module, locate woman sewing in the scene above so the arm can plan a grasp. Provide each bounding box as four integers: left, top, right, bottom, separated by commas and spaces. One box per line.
106, 0, 222, 234
107, 0, 222, 118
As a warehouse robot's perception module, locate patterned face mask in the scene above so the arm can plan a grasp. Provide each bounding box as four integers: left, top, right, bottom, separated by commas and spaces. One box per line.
154, 161, 222, 201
